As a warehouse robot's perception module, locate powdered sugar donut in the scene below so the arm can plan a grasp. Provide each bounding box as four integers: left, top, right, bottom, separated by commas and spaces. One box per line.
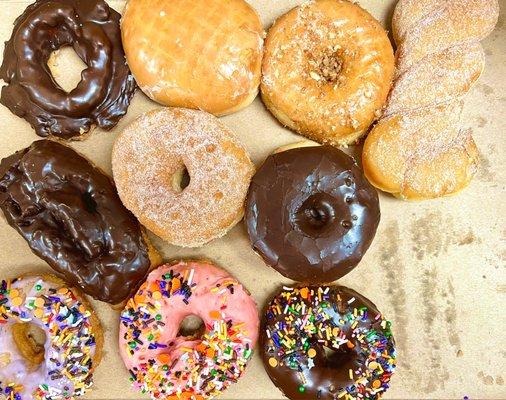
112, 108, 255, 247
119, 260, 259, 399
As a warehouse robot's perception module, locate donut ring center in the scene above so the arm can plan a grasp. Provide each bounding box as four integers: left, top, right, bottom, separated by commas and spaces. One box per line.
308, 46, 344, 84
293, 193, 336, 236
47, 46, 88, 93
171, 164, 191, 193
11, 323, 47, 369
177, 314, 205, 339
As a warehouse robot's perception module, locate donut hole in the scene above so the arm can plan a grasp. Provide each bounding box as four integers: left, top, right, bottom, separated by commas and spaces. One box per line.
293, 193, 336, 236
177, 315, 205, 339
324, 345, 354, 368
171, 165, 191, 193
307, 46, 344, 84
47, 46, 88, 93
11, 323, 47, 369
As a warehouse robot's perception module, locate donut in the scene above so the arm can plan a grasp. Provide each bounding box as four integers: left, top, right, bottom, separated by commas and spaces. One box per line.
262, 285, 396, 400
119, 260, 259, 399
0, 274, 103, 399
121, 0, 264, 116
245, 145, 380, 283
0, 0, 136, 139
261, 0, 395, 146
0, 140, 161, 304
112, 108, 255, 248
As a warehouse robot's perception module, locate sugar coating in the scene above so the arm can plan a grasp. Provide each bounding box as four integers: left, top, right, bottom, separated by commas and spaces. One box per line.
112, 108, 254, 247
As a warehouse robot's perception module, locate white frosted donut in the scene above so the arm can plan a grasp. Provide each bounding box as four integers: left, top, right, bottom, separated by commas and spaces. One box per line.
112, 108, 254, 248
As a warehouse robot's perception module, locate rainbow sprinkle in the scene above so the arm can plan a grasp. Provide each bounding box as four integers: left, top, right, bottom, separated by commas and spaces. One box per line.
0, 277, 97, 400
120, 268, 254, 399
264, 286, 396, 400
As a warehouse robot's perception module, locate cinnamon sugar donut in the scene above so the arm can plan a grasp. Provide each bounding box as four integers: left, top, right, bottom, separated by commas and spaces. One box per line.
261, 0, 395, 146
112, 108, 254, 248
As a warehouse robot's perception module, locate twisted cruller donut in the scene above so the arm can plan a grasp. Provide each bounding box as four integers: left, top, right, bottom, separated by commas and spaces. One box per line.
261, 0, 394, 146
363, 0, 500, 200
119, 261, 259, 399
0, 274, 103, 400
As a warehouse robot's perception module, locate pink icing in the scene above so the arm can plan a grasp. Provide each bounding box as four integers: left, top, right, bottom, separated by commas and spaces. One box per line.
119, 261, 259, 399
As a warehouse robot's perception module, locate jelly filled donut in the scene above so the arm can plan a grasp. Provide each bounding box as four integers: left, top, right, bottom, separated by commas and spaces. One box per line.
262, 285, 396, 400
0, 274, 103, 399
119, 260, 259, 399
0, 0, 136, 139
245, 145, 380, 283
0, 140, 160, 304
112, 108, 255, 247
121, 0, 264, 116
261, 0, 395, 146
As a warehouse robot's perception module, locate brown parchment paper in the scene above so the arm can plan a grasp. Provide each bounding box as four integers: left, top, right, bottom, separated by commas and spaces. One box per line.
0, 1, 505, 399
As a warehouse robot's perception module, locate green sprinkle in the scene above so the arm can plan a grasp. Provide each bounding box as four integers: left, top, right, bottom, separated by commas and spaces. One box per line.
155, 314, 162, 321
162, 365, 169, 371
298, 386, 306, 393
148, 334, 154, 341
129, 341, 137, 349
35, 284, 42, 291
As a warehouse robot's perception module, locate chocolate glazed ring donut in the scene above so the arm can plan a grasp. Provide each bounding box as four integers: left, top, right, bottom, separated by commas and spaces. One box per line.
0, 0, 136, 139
245, 145, 380, 283
262, 285, 397, 399
0, 140, 157, 304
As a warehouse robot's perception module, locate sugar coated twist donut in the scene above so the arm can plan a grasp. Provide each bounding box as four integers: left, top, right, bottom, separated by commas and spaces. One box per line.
363, 0, 500, 200
0, 274, 103, 400
112, 108, 255, 247
261, 0, 395, 146
262, 285, 396, 400
119, 261, 259, 399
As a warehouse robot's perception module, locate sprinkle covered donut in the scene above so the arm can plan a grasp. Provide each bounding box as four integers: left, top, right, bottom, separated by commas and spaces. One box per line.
119, 261, 259, 399
262, 285, 396, 400
0, 274, 103, 400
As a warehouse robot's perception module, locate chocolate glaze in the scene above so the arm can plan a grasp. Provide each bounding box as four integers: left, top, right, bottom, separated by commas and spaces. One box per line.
0, 0, 136, 139
262, 285, 396, 400
245, 146, 380, 283
0, 140, 151, 304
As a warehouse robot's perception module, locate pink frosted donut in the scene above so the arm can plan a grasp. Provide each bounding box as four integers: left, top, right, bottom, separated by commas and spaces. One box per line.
119, 261, 259, 399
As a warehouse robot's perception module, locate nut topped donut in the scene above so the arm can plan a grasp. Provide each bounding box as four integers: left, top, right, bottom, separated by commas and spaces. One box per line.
262, 285, 396, 400
0, 0, 136, 139
112, 108, 255, 247
0, 274, 103, 400
245, 145, 380, 283
0, 140, 160, 304
261, 0, 395, 146
119, 260, 259, 399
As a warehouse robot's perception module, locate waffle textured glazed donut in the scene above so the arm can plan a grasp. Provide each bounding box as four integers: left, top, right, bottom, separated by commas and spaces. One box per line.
0, 140, 160, 304
0, 0, 136, 139
362, 0, 500, 200
261, 0, 395, 146
0, 274, 103, 400
119, 261, 259, 399
262, 285, 396, 400
121, 0, 264, 116
112, 108, 255, 248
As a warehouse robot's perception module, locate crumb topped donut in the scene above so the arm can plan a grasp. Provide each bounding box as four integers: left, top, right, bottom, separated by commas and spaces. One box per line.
261, 0, 395, 146
119, 260, 259, 399
112, 108, 255, 247
262, 285, 396, 399
0, 274, 103, 400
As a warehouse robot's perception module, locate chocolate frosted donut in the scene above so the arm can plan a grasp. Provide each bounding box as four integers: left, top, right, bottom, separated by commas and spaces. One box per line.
0, 0, 136, 139
262, 285, 397, 399
245, 145, 380, 283
0, 140, 157, 304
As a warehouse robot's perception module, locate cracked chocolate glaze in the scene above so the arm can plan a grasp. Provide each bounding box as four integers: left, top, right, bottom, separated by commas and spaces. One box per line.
0, 140, 151, 304
245, 146, 380, 283
262, 285, 396, 400
0, 0, 136, 139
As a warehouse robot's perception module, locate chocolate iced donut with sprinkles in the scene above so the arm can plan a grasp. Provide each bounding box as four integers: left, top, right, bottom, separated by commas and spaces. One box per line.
262, 285, 396, 400
119, 260, 259, 399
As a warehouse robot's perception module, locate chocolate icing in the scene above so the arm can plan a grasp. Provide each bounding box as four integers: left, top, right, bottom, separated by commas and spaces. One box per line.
245, 146, 380, 283
262, 285, 396, 400
0, 140, 151, 304
0, 0, 136, 139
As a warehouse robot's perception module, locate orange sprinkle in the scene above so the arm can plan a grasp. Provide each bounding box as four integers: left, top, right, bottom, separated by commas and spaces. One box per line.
152, 291, 162, 300
171, 278, 181, 292
157, 354, 171, 364
308, 348, 317, 358
206, 348, 215, 358
34, 297, 45, 308
196, 343, 207, 353
11, 297, 22, 307
372, 380, 381, 389
209, 310, 221, 319
34, 308, 44, 319
57, 288, 68, 295
268, 357, 278, 367
346, 341, 355, 349
9, 289, 19, 298
300, 287, 309, 299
